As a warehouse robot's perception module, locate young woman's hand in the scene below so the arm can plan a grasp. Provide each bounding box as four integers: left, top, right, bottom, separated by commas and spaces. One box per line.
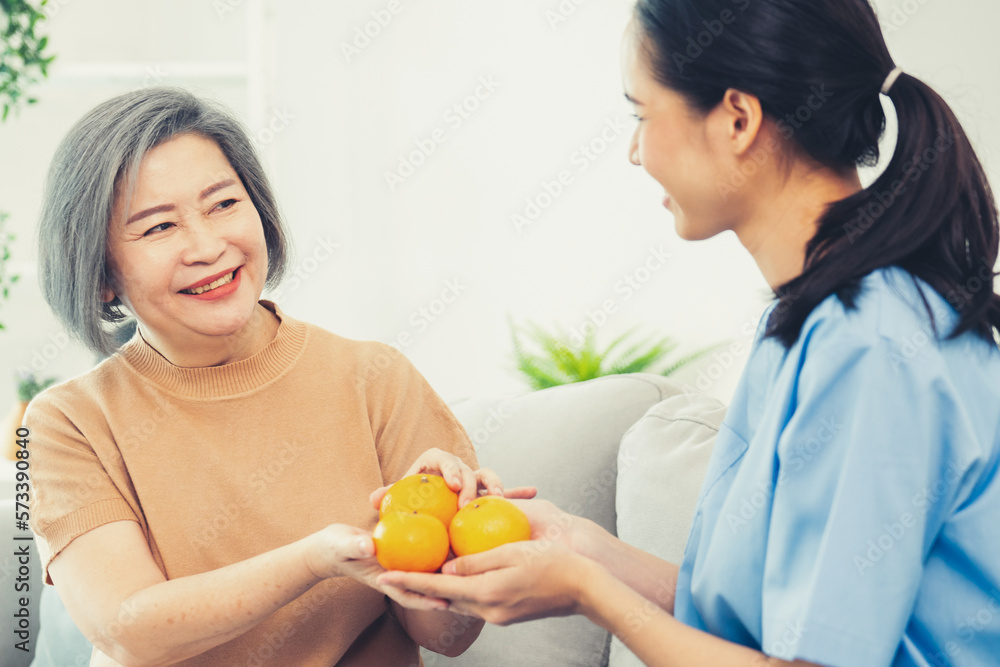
503, 498, 579, 549
376, 540, 594, 625
368, 446, 537, 510
303, 524, 449, 612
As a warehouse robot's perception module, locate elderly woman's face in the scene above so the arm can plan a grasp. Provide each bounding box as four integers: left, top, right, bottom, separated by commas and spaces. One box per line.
105, 132, 268, 344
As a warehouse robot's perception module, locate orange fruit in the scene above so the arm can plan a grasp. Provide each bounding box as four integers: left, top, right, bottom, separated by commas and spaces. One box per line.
372, 511, 450, 572
379, 473, 460, 527
448, 496, 532, 557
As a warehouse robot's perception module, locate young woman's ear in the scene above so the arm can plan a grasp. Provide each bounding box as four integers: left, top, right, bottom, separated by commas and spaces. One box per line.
719, 88, 763, 155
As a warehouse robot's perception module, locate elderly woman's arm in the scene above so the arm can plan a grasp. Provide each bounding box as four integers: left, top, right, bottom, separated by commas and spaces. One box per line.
48, 520, 445, 666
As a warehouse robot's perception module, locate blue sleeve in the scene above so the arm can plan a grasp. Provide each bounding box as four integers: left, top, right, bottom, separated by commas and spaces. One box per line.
760, 327, 968, 666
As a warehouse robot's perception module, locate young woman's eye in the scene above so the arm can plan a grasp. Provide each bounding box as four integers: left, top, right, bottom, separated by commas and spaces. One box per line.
632, 113, 644, 122
215, 198, 239, 211
143, 222, 173, 236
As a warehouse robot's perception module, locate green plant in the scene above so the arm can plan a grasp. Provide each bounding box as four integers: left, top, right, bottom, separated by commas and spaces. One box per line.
1, 0, 56, 120
0, 210, 18, 329
509, 317, 727, 390
0, 1, 55, 326
16, 371, 56, 402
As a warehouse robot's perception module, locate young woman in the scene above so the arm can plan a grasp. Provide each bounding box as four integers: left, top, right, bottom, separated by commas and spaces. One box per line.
26, 87, 520, 665
377, 1, 1000, 665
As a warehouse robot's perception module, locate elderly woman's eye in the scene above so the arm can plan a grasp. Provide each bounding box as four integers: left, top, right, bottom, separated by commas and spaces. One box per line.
215, 198, 239, 211
143, 222, 173, 236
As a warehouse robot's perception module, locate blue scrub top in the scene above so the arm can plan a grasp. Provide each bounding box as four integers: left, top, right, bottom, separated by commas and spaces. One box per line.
674, 266, 1000, 666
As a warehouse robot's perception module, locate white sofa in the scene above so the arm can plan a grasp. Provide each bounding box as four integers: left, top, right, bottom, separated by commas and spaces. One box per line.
4, 372, 725, 666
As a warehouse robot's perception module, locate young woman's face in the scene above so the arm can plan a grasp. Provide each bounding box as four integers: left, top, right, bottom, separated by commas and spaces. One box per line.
105, 132, 269, 346
621, 21, 736, 240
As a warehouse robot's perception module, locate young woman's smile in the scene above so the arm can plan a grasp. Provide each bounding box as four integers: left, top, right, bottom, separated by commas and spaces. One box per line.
105, 132, 274, 365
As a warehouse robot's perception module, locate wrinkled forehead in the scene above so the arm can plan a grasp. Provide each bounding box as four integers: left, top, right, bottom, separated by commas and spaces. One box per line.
110, 133, 238, 222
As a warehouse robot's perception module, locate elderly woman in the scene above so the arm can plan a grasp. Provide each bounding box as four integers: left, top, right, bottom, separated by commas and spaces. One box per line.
26, 87, 505, 666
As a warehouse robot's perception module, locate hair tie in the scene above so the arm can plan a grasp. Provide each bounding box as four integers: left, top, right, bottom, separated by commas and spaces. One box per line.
881, 66, 904, 95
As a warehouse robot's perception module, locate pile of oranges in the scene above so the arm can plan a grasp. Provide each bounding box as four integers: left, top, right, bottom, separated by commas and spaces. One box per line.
372, 473, 531, 572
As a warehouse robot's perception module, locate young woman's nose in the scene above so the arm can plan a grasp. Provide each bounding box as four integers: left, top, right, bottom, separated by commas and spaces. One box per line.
181, 220, 227, 265
629, 127, 641, 166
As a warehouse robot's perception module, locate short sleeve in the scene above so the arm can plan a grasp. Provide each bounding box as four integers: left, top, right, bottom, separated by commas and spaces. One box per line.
760, 332, 968, 666
364, 346, 478, 486
25, 391, 139, 585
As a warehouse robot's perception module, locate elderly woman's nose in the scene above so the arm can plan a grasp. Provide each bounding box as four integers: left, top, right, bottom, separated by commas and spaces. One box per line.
182, 221, 227, 264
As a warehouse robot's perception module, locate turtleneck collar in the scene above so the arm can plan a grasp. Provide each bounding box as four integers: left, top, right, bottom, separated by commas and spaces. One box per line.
118, 301, 308, 399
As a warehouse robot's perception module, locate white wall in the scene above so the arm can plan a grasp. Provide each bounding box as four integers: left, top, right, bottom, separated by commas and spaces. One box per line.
1, 0, 998, 411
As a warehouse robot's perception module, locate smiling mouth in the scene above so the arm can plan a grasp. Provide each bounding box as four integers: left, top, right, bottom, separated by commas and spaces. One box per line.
180, 270, 237, 295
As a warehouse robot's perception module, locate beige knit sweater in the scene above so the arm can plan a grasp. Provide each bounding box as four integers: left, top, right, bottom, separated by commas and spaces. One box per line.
26, 301, 477, 665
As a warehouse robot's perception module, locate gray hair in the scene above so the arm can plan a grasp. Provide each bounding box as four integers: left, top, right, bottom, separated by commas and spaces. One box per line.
38, 86, 289, 356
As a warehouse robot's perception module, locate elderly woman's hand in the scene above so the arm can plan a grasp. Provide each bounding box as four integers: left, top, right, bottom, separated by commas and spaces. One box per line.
303, 524, 452, 612
369, 447, 537, 510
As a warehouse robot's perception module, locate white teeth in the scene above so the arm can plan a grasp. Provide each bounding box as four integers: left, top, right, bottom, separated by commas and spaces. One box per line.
183, 271, 235, 295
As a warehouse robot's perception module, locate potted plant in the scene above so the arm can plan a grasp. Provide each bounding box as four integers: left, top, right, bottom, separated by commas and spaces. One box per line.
3, 372, 56, 460
509, 317, 727, 390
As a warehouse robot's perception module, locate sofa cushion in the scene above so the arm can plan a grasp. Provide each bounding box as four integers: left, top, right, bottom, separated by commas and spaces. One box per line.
608, 388, 727, 667
425, 373, 693, 667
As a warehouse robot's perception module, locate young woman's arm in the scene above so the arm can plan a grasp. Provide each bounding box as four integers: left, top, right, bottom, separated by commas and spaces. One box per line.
48, 520, 442, 666
379, 543, 824, 667
576, 558, 823, 667
483, 499, 680, 614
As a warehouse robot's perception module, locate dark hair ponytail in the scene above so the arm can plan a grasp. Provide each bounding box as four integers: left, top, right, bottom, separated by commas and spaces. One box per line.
634, 0, 1000, 350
